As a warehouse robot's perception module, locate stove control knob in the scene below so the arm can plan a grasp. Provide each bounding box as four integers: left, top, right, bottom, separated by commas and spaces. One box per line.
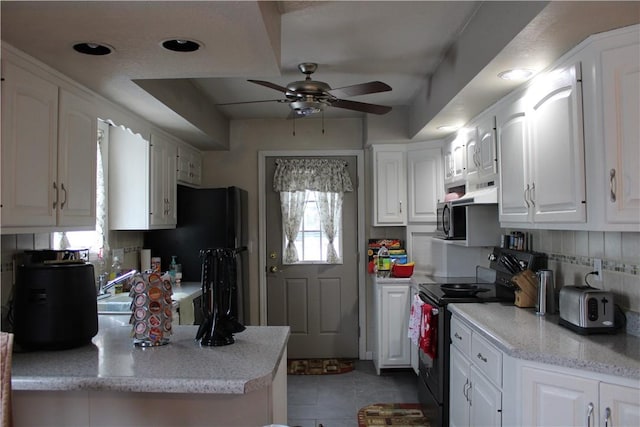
488, 253, 497, 261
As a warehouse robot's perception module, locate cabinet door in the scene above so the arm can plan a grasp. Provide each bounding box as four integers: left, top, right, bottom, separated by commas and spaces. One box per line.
150, 133, 177, 227
477, 115, 498, 180
602, 42, 640, 224
379, 285, 411, 366
450, 346, 471, 427
1, 60, 58, 227
528, 62, 586, 223
407, 148, 442, 223
497, 97, 530, 223
177, 144, 202, 186
452, 140, 466, 182
470, 365, 502, 427
374, 150, 407, 225
465, 129, 479, 183
57, 89, 97, 228
522, 366, 598, 427
600, 383, 640, 427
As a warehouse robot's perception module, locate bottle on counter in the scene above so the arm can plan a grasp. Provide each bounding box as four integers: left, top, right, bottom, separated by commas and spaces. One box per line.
110, 255, 123, 293
376, 244, 391, 277
169, 256, 178, 285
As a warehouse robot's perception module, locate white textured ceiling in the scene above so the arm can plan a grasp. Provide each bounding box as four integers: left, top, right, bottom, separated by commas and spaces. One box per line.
1, 1, 639, 150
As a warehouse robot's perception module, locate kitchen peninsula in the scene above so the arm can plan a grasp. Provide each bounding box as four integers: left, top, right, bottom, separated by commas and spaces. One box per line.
11, 326, 289, 426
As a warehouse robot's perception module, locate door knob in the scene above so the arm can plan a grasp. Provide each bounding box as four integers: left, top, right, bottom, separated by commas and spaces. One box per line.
269, 266, 279, 273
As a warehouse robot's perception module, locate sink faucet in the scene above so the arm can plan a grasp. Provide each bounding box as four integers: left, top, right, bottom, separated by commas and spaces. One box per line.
97, 270, 137, 297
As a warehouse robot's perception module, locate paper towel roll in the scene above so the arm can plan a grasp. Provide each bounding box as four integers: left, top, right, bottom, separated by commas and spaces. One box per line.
140, 249, 151, 272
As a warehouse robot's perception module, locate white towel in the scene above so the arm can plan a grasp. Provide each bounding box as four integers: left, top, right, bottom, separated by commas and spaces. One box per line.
408, 293, 424, 346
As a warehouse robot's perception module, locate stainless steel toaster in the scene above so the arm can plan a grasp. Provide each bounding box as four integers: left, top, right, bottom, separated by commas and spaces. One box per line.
559, 286, 615, 334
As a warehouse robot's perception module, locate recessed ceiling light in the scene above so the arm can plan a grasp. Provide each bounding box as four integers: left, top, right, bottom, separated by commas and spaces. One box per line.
498, 68, 535, 81
162, 39, 201, 52
437, 124, 461, 132
73, 42, 113, 56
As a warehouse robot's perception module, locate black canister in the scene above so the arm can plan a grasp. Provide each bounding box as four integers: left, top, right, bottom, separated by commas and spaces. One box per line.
13, 263, 98, 350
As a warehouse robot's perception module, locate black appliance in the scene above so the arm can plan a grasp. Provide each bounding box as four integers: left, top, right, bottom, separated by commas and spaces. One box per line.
417, 247, 547, 427
13, 258, 98, 350
436, 202, 465, 240
144, 185, 249, 325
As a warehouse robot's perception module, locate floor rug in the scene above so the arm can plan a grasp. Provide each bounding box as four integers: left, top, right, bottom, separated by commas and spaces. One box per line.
358, 403, 430, 427
287, 358, 354, 375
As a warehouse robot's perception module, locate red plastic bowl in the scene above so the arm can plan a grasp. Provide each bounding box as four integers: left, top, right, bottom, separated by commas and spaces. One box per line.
392, 263, 414, 278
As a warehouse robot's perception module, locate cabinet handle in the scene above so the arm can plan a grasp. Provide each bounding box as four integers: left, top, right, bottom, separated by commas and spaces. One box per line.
476, 352, 488, 363
52, 182, 58, 209
609, 169, 617, 202
454, 332, 462, 340
468, 381, 472, 406
463, 379, 469, 401
530, 182, 536, 207
60, 183, 67, 209
399, 201, 402, 213
587, 402, 594, 427
604, 407, 611, 427
524, 184, 531, 208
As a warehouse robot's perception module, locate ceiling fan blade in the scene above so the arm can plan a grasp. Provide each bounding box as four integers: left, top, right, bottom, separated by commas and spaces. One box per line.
330, 99, 392, 115
328, 81, 392, 98
248, 79, 289, 93
216, 99, 287, 106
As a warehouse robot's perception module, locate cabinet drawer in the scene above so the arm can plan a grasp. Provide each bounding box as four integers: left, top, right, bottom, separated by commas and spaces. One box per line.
471, 333, 502, 387
450, 316, 472, 354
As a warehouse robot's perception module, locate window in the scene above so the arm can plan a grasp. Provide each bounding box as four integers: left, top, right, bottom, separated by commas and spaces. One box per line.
289, 191, 342, 264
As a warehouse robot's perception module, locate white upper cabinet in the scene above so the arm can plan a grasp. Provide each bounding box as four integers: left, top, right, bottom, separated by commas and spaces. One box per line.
443, 132, 467, 185
177, 143, 202, 187
407, 146, 442, 223
497, 62, 586, 227
109, 127, 177, 230
149, 133, 177, 227
372, 146, 407, 225
601, 35, 640, 226
497, 95, 530, 223
476, 114, 498, 182
1, 58, 96, 233
527, 62, 586, 223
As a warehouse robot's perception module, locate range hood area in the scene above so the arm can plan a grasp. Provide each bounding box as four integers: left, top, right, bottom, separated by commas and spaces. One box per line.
451, 186, 498, 206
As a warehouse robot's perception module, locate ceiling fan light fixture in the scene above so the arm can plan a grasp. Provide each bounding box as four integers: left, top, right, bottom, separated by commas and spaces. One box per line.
73, 42, 113, 55
498, 68, 535, 81
161, 38, 201, 52
290, 100, 325, 116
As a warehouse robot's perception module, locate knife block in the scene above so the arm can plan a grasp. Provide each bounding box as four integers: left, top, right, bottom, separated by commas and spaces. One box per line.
512, 269, 538, 308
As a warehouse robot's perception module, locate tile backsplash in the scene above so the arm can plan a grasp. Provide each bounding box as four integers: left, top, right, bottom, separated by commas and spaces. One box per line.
1, 231, 144, 324
525, 230, 640, 335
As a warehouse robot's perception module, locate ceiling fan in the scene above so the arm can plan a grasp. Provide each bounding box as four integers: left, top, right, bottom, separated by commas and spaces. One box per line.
218, 62, 393, 117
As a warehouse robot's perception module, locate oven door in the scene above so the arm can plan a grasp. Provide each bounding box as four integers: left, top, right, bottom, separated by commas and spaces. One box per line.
417, 292, 449, 426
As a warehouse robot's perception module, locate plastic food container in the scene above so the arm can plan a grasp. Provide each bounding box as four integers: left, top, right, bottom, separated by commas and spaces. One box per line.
391, 263, 414, 278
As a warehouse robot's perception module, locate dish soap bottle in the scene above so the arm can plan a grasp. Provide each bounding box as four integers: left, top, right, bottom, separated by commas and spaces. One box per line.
377, 244, 391, 277
169, 256, 178, 284
110, 256, 123, 293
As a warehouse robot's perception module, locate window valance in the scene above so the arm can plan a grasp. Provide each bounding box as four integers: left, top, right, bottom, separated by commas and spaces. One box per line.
272, 158, 354, 193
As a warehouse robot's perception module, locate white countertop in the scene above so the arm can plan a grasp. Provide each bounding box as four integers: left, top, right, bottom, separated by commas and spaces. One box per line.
449, 303, 640, 380
11, 325, 290, 394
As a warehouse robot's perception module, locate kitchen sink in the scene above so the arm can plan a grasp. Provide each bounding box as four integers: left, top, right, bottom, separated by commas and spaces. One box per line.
97, 293, 132, 314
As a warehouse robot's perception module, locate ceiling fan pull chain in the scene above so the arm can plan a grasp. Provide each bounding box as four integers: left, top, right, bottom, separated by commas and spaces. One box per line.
322, 111, 325, 134
292, 116, 296, 136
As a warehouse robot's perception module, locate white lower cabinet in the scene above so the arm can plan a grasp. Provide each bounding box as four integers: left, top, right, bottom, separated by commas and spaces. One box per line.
372, 280, 411, 375
450, 315, 503, 427
521, 365, 640, 427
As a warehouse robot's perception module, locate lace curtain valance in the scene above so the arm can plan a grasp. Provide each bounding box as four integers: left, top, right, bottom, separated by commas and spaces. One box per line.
273, 158, 353, 193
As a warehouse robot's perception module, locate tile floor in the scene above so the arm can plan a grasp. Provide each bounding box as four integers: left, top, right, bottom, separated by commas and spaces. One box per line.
287, 360, 420, 427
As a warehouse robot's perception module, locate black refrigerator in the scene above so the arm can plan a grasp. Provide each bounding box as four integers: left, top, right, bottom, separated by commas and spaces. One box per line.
143, 185, 249, 325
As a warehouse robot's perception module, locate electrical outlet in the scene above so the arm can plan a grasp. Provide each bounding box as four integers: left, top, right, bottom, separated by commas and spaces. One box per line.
593, 258, 603, 281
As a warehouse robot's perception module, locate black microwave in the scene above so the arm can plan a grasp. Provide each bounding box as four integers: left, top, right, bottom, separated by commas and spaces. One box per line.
436, 202, 466, 240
